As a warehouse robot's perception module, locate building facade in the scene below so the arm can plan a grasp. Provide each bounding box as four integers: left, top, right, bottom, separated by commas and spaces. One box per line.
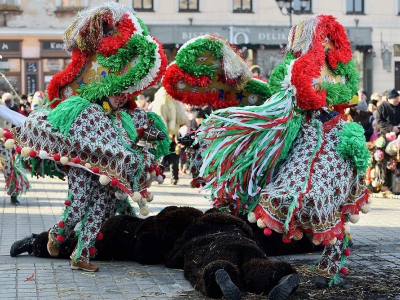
0, 0, 399, 96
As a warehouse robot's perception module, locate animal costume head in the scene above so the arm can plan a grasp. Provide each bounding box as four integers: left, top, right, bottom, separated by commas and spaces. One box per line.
163, 35, 271, 109
47, 2, 167, 110
268, 15, 358, 110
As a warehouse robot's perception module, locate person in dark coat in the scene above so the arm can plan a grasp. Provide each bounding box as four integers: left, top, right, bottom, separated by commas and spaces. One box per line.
375, 88, 400, 135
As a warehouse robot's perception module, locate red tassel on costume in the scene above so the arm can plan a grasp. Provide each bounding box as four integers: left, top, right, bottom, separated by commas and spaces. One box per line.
58, 221, 65, 228
56, 235, 65, 242
64, 200, 71, 206
340, 267, 348, 275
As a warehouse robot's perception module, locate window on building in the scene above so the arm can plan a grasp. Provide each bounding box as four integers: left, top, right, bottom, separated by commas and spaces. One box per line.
346, 0, 364, 14
133, 0, 153, 11
398, 0, 400, 14
233, 0, 252, 13
179, 0, 199, 12
0, 0, 18, 5
58, 0, 88, 9
293, 0, 312, 13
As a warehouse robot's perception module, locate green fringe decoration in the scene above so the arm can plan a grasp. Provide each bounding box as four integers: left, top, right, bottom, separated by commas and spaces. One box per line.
336, 122, 370, 172
244, 79, 272, 105
322, 61, 360, 106
268, 53, 295, 95
199, 89, 301, 213
175, 37, 224, 78
119, 111, 138, 143
116, 197, 137, 217
21, 157, 66, 180
78, 35, 157, 101
47, 96, 91, 136
136, 17, 150, 36
147, 112, 171, 160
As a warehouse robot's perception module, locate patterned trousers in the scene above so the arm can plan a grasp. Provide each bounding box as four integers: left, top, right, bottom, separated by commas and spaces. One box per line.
51, 167, 121, 262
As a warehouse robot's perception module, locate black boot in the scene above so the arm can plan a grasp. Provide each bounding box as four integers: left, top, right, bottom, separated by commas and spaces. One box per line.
10, 234, 36, 257
268, 273, 300, 300
215, 269, 242, 300
10, 195, 20, 206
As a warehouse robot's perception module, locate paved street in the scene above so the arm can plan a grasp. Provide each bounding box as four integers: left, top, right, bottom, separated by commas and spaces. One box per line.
0, 173, 400, 299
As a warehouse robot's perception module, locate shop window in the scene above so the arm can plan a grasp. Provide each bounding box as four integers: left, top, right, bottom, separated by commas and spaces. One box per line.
133, 0, 153, 11
179, 0, 199, 12
233, 0, 252, 13
346, 0, 364, 14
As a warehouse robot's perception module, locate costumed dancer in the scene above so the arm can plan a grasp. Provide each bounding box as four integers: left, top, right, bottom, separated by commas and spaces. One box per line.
7, 2, 168, 272
162, 34, 271, 188
0, 93, 29, 205
193, 15, 371, 286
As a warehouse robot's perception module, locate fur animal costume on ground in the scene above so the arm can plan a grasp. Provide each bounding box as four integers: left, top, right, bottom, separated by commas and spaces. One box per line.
12, 206, 302, 300
5, 2, 169, 271
164, 15, 371, 286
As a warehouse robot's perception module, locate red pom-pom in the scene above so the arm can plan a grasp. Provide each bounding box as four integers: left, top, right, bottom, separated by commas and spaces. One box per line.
194, 183, 201, 188
92, 167, 100, 173
148, 166, 155, 172
16, 146, 22, 154
64, 200, 71, 206
53, 154, 61, 161
263, 228, 272, 236
337, 233, 345, 240
96, 232, 103, 241
161, 173, 166, 179
73, 157, 81, 164
282, 237, 291, 244
56, 235, 65, 242
89, 247, 97, 255
4, 131, 13, 139
29, 150, 37, 158
58, 221, 65, 228
110, 178, 119, 186
343, 248, 351, 256
340, 267, 348, 275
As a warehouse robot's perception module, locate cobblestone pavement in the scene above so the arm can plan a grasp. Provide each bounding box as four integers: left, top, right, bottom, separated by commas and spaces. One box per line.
0, 174, 399, 299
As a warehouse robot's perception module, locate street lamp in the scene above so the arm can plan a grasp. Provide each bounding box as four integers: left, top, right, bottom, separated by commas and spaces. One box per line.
276, 0, 310, 27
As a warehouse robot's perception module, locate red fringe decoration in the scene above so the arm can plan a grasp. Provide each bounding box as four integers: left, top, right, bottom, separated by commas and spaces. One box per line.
291, 15, 353, 110
48, 49, 88, 108
97, 15, 134, 57
291, 43, 326, 110
162, 64, 240, 109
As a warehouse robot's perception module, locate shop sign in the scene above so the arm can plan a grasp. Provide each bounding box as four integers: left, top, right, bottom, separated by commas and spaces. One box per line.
0, 41, 20, 52
42, 41, 65, 51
